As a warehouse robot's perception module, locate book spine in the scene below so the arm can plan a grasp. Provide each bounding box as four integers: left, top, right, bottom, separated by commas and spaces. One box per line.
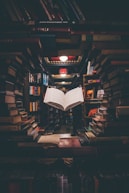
9, 0, 24, 22
4, 0, 18, 21
0, 115, 22, 124
72, 0, 86, 21
43, 0, 59, 21
8, 66, 16, 77
0, 94, 15, 104
55, 0, 71, 21
39, 0, 53, 20
52, 2, 64, 21
61, 0, 77, 23
65, 0, 80, 21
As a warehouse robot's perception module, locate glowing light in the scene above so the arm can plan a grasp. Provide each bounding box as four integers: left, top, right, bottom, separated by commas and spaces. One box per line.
59, 68, 68, 74
59, 56, 68, 62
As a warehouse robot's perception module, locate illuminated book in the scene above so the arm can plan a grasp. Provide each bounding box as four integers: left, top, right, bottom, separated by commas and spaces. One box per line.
44, 87, 84, 111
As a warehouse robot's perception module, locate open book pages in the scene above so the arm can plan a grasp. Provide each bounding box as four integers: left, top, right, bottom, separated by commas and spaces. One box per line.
37, 133, 81, 147
43, 87, 84, 111
38, 134, 60, 145
37, 133, 71, 145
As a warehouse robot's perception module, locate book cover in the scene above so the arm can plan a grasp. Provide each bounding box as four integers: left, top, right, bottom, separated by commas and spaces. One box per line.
0, 80, 14, 92
65, 0, 80, 21
58, 137, 81, 147
37, 134, 60, 145
0, 94, 15, 103
0, 115, 22, 124
0, 65, 16, 77
55, 0, 71, 21
39, 0, 53, 20
43, 87, 84, 111
0, 108, 18, 116
72, 0, 86, 22
0, 124, 22, 131
0, 103, 16, 109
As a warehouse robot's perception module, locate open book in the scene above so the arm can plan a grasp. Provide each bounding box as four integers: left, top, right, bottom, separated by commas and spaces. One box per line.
43, 87, 84, 111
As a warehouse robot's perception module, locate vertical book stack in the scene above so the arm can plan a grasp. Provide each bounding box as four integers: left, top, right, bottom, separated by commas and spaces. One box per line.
0, 57, 39, 143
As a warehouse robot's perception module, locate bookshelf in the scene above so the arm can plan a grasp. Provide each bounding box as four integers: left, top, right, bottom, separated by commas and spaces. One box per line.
82, 73, 102, 125
28, 72, 42, 122
0, 57, 43, 154
87, 49, 129, 137
1, 0, 86, 24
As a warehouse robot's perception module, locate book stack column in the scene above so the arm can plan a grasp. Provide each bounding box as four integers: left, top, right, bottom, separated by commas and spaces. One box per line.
94, 51, 129, 137
28, 72, 42, 122
0, 58, 22, 130
0, 57, 39, 143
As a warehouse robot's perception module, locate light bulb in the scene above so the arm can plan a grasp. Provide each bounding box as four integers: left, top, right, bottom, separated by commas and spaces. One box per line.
59, 56, 68, 62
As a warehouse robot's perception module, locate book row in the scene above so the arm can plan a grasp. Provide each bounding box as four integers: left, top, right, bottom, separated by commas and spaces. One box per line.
1, 0, 86, 24
0, 169, 129, 193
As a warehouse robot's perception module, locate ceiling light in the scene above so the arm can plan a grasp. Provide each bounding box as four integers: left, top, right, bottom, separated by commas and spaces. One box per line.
59, 68, 68, 74
59, 56, 68, 62
60, 74, 67, 77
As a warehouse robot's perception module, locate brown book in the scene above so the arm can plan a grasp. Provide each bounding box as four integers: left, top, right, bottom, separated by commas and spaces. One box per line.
0, 108, 18, 116
72, 0, 86, 21
0, 80, 14, 92
0, 65, 16, 77
101, 49, 129, 55
0, 124, 22, 131
0, 115, 22, 124
39, 0, 53, 20
116, 106, 129, 118
0, 103, 16, 109
0, 94, 15, 103
37, 134, 60, 145
85, 131, 96, 139
58, 137, 81, 148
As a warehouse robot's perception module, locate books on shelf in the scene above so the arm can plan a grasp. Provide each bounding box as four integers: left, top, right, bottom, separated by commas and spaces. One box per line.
44, 87, 84, 111
0, 115, 22, 124
0, 108, 18, 117
0, 79, 14, 92
0, 93, 15, 103
1, 0, 86, 24
116, 106, 129, 118
0, 124, 22, 131
0, 115, 35, 131
29, 73, 42, 84
0, 103, 16, 109
29, 101, 39, 112
0, 65, 16, 77
29, 85, 41, 96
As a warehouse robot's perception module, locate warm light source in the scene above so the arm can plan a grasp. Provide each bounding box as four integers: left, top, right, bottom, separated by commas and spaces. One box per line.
59, 56, 68, 62
59, 68, 68, 74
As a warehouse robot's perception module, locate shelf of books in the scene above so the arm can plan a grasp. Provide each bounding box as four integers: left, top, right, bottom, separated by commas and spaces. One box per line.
0, 56, 42, 145
83, 73, 101, 118
28, 72, 42, 122
83, 50, 129, 140
28, 72, 50, 127
0, 0, 86, 25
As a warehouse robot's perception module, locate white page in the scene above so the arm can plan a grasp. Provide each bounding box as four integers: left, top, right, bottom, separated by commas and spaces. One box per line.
44, 87, 65, 109
38, 134, 60, 144
64, 87, 84, 110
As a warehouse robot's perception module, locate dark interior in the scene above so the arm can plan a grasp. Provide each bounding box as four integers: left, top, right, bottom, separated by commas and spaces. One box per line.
0, 1, 129, 192
0, 0, 129, 89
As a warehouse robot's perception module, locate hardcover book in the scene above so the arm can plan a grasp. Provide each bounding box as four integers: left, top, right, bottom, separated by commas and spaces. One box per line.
0, 124, 22, 131
0, 108, 18, 116
43, 87, 84, 111
0, 94, 15, 103
0, 115, 22, 124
